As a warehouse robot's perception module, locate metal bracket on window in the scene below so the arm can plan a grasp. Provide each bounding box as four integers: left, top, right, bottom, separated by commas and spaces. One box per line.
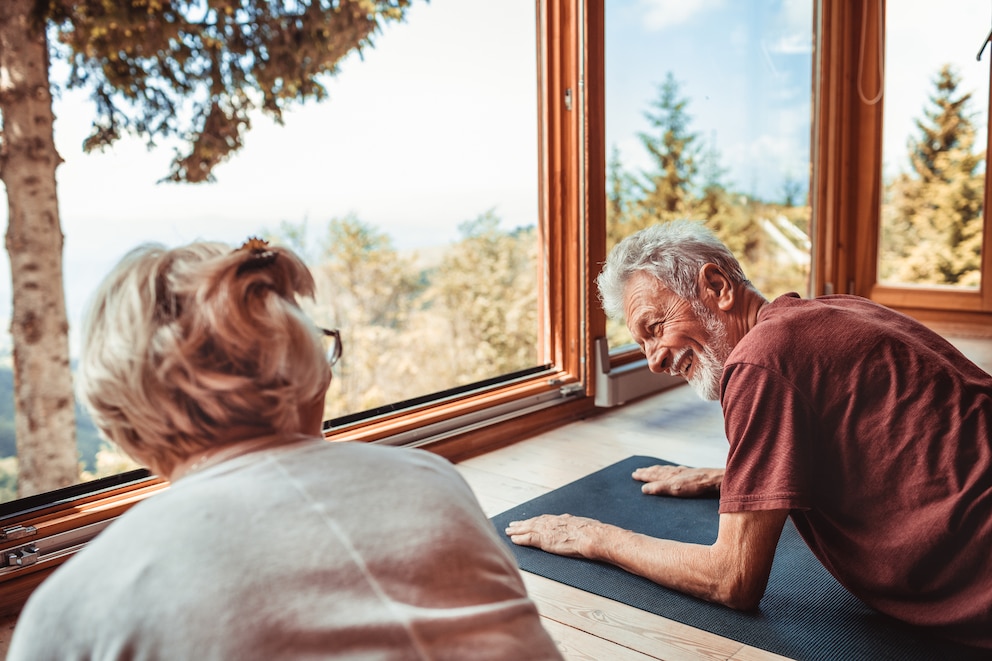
0, 524, 36, 541
4, 544, 39, 568
558, 382, 584, 397
0, 519, 113, 577
564, 88, 573, 111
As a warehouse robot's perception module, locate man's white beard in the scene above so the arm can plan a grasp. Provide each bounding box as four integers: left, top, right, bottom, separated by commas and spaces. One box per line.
688, 303, 733, 401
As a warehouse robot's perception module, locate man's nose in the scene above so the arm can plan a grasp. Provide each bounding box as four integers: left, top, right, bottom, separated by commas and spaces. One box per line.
644, 342, 672, 374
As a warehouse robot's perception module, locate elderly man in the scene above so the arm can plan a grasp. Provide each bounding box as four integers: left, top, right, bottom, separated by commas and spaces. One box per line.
505, 220, 992, 650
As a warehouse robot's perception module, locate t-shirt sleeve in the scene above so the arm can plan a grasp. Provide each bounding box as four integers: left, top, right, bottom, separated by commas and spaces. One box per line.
719, 361, 814, 514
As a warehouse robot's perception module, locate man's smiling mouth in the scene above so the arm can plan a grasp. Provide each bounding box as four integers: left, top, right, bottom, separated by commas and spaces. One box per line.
672, 351, 693, 379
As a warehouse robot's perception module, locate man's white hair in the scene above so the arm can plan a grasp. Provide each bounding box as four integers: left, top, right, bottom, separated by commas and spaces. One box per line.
596, 219, 749, 321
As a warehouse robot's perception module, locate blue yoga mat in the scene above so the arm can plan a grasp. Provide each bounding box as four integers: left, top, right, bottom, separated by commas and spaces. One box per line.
490, 456, 988, 661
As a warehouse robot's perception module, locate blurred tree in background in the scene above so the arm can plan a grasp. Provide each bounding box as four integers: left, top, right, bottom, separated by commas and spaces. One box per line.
313, 216, 422, 417
300, 211, 538, 422
881, 64, 985, 287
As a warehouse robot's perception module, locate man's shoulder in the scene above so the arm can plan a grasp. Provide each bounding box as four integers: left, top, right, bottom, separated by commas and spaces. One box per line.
755, 294, 903, 337
761, 292, 888, 317
733, 294, 894, 368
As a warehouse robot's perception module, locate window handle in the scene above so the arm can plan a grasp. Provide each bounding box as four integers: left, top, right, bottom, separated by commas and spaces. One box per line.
977, 26, 992, 61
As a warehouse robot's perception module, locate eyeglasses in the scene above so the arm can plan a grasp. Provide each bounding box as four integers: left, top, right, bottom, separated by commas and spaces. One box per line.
319, 328, 343, 367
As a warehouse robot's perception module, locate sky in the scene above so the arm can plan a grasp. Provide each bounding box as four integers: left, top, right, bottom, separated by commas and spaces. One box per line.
0, 0, 988, 357
606, 0, 814, 200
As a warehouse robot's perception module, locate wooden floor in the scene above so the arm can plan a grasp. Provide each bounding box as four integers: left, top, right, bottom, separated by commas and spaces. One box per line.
455, 333, 992, 661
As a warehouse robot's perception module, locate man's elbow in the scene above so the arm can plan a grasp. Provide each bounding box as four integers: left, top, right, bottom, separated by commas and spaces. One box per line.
712, 573, 767, 611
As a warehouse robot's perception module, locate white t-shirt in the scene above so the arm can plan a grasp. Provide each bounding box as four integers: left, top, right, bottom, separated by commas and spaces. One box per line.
9, 439, 562, 660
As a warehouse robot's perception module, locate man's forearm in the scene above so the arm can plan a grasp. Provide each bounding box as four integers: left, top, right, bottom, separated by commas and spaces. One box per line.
506, 509, 786, 610
590, 525, 737, 605
600, 509, 786, 610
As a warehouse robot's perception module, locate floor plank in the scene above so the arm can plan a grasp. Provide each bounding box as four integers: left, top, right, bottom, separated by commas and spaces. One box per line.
539, 618, 661, 661
523, 573, 744, 661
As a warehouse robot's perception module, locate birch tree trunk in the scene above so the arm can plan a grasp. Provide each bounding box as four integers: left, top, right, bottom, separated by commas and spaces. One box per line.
0, 0, 78, 497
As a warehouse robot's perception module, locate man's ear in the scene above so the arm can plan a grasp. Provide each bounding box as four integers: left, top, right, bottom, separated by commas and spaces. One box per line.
698, 263, 735, 311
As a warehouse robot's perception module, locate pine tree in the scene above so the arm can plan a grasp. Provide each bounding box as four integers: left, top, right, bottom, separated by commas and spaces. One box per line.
633, 72, 701, 222
881, 65, 984, 286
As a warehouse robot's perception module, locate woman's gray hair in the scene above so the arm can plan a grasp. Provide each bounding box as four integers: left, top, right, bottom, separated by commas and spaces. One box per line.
76, 240, 331, 477
597, 219, 749, 320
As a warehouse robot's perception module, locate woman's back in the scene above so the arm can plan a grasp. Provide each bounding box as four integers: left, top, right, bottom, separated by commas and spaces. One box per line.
9, 440, 562, 660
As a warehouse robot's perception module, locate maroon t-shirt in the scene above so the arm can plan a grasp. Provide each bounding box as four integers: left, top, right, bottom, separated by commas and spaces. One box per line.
719, 293, 992, 649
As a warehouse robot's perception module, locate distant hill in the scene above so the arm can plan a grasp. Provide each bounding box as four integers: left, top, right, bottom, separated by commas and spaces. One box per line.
0, 367, 104, 471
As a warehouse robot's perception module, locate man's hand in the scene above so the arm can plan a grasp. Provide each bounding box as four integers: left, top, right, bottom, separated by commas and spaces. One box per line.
504, 514, 614, 559
632, 465, 724, 497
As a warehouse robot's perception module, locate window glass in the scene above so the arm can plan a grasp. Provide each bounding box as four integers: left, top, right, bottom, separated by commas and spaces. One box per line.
878, 1, 988, 289
604, 0, 813, 348
0, 0, 539, 502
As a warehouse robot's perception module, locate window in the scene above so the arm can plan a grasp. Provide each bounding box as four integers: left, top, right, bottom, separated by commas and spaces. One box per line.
0, 0, 597, 612
874, 0, 991, 310
0, 0, 582, 503
813, 0, 992, 323
603, 0, 814, 352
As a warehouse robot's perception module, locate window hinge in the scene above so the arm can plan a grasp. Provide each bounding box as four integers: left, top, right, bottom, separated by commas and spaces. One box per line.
0, 524, 36, 541
559, 382, 584, 397
4, 544, 40, 568
564, 88, 573, 111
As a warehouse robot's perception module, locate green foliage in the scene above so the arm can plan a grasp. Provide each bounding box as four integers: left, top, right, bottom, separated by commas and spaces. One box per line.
0, 368, 14, 459
633, 72, 701, 222
75, 399, 106, 472
426, 212, 538, 382
42, 0, 415, 182
319, 215, 422, 329
310, 215, 424, 415
880, 65, 985, 287
275, 211, 540, 420
606, 144, 637, 254
79, 442, 141, 482
0, 457, 18, 504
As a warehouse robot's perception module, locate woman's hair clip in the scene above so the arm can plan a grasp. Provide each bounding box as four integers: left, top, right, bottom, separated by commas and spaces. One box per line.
236, 236, 278, 273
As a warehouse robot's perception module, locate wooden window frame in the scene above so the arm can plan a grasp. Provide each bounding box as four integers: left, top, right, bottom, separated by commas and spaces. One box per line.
813, 0, 992, 329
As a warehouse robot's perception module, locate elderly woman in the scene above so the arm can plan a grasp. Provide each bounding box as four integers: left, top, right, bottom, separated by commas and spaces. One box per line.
9, 238, 561, 660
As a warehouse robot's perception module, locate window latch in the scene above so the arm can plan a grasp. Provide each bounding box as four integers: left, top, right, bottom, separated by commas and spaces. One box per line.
559, 382, 584, 397
0, 519, 112, 577
4, 544, 40, 568
0, 524, 36, 541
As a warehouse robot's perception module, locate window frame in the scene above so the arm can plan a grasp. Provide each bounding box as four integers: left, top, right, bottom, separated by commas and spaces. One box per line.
813, 0, 992, 328
0, 0, 605, 618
